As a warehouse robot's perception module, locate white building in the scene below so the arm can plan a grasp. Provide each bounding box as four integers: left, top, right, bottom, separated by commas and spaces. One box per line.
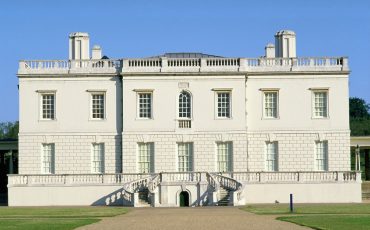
9, 30, 361, 207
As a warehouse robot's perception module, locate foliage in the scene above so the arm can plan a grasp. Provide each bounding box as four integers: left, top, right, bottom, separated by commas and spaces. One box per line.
0, 121, 19, 139
349, 97, 370, 136
349, 97, 370, 119
277, 215, 370, 230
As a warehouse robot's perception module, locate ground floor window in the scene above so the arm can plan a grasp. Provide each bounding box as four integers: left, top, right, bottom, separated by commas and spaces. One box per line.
41, 143, 55, 174
315, 141, 328, 171
216, 142, 233, 172
265, 141, 278, 171
178, 143, 193, 172
92, 143, 104, 173
138, 142, 154, 173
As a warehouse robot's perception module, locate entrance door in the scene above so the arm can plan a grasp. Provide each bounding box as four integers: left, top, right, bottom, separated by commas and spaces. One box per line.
179, 191, 189, 207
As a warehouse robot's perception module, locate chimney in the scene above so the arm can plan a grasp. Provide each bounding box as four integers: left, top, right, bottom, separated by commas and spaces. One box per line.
69, 32, 90, 60
275, 30, 296, 58
92, 45, 102, 59
265, 43, 275, 58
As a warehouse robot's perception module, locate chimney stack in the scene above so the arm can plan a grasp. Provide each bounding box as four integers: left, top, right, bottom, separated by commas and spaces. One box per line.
92, 45, 102, 59
275, 30, 296, 58
69, 32, 90, 60
265, 43, 275, 58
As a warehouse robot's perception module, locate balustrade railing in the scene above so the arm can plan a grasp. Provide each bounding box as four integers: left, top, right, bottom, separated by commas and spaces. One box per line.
229, 171, 360, 183
8, 171, 359, 187
161, 172, 202, 183
178, 119, 191, 128
19, 57, 348, 75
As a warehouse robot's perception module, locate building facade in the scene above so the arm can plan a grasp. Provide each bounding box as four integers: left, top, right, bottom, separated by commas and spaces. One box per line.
8, 31, 361, 206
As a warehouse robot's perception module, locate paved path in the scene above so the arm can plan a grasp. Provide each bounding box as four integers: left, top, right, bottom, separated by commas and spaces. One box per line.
77, 207, 310, 230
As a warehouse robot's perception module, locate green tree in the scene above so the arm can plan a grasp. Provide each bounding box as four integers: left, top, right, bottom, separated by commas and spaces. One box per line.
350, 97, 370, 136
0, 121, 19, 139
350, 97, 370, 119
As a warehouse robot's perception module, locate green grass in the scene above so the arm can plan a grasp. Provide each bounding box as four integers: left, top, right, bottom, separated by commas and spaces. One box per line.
278, 215, 370, 230
0, 207, 129, 230
242, 204, 370, 230
0, 218, 100, 230
241, 203, 370, 215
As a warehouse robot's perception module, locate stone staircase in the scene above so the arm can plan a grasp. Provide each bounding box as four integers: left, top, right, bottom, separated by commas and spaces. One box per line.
138, 189, 151, 206
362, 181, 370, 200
218, 187, 231, 206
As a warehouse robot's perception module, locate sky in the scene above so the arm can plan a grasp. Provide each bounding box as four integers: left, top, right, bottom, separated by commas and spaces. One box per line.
0, 0, 369, 122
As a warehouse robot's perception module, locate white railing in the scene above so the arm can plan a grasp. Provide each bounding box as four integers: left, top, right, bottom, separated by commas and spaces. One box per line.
18, 59, 121, 74
8, 173, 150, 186
206, 172, 220, 192
161, 172, 202, 183
19, 57, 348, 75
228, 171, 360, 183
168, 58, 200, 67
8, 171, 359, 187
178, 119, 191, 128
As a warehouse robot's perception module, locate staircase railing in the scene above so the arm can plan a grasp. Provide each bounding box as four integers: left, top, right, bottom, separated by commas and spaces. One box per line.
206, 172, 220, 192
212, 173, 244, 201
122, 174, 159, 205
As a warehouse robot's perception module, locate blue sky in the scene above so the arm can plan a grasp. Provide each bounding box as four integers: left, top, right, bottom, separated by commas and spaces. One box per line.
1, 0, 369, 122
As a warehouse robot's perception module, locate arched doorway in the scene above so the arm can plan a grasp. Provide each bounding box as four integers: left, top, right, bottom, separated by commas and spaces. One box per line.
179, 191, 189, 207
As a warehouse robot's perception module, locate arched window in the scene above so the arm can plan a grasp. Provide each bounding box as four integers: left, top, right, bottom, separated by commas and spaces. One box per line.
179, 91, 191, 118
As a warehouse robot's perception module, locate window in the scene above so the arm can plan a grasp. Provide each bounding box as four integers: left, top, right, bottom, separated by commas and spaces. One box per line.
263, 91, 278, 118
179, 91, 191, 118
178, 143, 193, 172
91, 93, 105, 119
313, 91, 328, 118
217, 92, 231, 118
138, 93, 152, 118
41, 93, 55, 120
138, 143, 154, 173
41, 143, 55, 174
265, 142, 278, 171
315, 141, 328, 171
217, 142, 233, 172
92, 143, 104, 173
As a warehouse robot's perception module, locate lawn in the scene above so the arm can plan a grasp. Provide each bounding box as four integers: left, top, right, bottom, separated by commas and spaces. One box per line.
242, 204, 370, 230
0, 207, 129, 230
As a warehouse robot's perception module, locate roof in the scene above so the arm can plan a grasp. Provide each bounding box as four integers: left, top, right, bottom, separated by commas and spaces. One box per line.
148, 52, 224, 59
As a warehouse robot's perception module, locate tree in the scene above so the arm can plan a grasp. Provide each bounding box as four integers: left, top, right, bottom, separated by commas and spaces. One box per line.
350, 97, 370, 136
0, 121, 19, 139
349, 97, 370, 119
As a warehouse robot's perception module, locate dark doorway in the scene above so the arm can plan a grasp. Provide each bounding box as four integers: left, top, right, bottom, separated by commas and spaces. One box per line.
179, 191, 189, 207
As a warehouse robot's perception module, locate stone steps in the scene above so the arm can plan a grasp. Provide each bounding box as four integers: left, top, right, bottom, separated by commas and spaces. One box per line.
138, 189, 151, 206
218, 188, 231, 206
362, 182, 370, 200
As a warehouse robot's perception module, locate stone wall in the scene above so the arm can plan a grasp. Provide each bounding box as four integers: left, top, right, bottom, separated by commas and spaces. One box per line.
18, 134, 122, 174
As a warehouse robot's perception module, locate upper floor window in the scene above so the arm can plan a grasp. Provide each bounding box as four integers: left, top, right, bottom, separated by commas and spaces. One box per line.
41, 143, 55, 174
41, 93, 55, 120
179, 91, 191, 118
313, 91, 328, 118
217, 92, 231, 118
315, 141, 328, 171
265, 141, 278, 171
138, 92, 152, 119
263, 91, 278, 118
92, 143, 104, 173
91, 93, 105, 119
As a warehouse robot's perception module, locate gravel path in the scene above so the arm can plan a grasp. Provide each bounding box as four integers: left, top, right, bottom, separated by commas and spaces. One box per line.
77, 207, 310, 230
